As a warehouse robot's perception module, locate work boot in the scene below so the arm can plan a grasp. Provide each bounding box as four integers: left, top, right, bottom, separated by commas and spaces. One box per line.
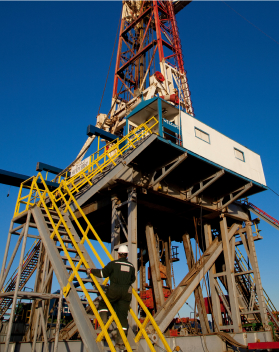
114, 329, 127, 351
99, 311, 108, 325
99, 311, 108, 344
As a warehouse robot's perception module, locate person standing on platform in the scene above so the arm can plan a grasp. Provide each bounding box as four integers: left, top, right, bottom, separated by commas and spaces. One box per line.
86, 245, 135, 351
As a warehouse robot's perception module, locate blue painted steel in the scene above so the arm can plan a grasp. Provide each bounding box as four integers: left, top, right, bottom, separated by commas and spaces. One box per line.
163, 119, 179, 134
36, 162, 63, 175
157, 98, 163, 137
87, 125, 118, 142
0, 169, 59, 189
125, 97, 157, 120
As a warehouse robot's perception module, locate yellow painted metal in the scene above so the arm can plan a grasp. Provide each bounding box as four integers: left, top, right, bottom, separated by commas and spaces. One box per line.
12, 118, 173, 351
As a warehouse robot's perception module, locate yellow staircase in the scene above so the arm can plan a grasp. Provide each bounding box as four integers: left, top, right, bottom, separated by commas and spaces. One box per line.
235, 246, 279, 330
12, 117, 174, 352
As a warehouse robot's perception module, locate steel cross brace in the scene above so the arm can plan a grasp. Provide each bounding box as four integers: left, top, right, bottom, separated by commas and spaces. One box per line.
219, 182, 253, 211
148, 152, 187, 188
150, 223, 240, 333
185, 169, 225, 200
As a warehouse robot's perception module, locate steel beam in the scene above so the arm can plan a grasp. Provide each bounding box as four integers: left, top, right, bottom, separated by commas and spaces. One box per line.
219, 216, 242, 332
145, 224, 165, 311
220, 182, 253, 211
70, 133, 157, 210
149, 152, 188, 187
4, 211, 30, 352
151, 223, 240, 333
245, 221, 269, 329
111, 195, 121, 259
204, 223, 223, 331
182, 233, 210, 334
127, 187, 138, 331
187, 169, 225, 200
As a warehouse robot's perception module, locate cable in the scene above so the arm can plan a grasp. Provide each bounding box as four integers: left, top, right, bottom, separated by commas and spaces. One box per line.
268, 186, 279, 198
222, 1, 279, 46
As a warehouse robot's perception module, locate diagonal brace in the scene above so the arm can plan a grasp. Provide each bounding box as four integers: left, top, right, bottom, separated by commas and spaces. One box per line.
149, 152, 187, 187
221, 182, 253, 210
188, 169, 225, 200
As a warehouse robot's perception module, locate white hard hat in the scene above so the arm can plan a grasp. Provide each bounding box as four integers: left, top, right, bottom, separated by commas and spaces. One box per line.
118, 245, 129, 254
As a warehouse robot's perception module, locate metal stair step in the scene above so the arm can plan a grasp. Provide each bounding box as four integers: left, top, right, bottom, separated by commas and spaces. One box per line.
53, 237, 78, 244
56, 246, 79, 253
76, 288, 98, 293
61, 256, 81, 262
65, 265, 87, 272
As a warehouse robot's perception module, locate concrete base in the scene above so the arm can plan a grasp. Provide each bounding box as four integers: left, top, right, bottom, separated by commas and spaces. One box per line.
0, 331, 273, 352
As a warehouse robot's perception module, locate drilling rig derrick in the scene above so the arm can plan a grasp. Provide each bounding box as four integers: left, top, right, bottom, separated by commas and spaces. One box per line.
1, 2, 279, 352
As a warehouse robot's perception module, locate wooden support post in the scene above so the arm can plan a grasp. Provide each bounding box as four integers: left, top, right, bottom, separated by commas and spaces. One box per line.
204, 223, 223, 331
127, 187, 138, 331
145, 224, 165, 310
111, 195, 120, 260
245, 221, 269, 329
182, 233, 210, 334
220, 216, 242, 332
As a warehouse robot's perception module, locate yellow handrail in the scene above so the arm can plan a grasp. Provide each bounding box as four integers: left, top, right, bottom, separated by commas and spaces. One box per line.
30, 174, 171, 351
12, 117, 173, 351
14, 117, 158, 216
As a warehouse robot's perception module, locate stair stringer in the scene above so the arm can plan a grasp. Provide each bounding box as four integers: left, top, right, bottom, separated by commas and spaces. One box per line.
63, 212, 145, 352
71, 134, 158, 210
31, 206, 103, 352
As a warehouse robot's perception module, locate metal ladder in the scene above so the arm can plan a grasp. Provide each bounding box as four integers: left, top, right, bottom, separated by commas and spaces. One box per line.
0, 240, 40, 319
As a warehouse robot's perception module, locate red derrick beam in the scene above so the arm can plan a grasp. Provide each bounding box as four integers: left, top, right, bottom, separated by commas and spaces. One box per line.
112, 0, 194, 115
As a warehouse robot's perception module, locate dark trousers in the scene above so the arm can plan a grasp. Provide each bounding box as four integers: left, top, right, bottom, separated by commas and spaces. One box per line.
98, 284, 132, 329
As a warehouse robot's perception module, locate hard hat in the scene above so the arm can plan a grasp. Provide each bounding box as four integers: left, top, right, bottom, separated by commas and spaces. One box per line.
118, 245, 129, 254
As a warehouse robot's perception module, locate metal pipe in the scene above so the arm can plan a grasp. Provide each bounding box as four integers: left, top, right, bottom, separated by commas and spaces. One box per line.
0, 231, 24, 290
0, 220, 14, 288
39, 305, 48, 352
53, 290, 63, 352
26, 241, 43, 342
4, 211, 31, 352
31, 309, 40, 352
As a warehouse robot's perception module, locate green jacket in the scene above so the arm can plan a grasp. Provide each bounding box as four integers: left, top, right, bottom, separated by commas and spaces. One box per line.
91, 257, 135, 287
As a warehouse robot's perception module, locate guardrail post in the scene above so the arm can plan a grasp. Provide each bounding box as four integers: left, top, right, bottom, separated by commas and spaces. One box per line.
157, 98, 163, 137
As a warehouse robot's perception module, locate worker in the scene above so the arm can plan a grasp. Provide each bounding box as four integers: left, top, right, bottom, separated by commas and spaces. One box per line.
86, 245, 135, 351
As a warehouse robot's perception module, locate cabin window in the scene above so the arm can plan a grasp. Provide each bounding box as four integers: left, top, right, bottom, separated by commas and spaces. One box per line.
195, 127, 210, 143
234, 148, 245, 162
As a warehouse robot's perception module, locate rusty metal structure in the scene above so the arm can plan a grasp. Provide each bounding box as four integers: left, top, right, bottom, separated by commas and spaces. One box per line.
0, 1, 279, 352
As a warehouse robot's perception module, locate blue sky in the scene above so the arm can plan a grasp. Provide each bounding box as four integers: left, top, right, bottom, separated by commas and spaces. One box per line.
0, 1, 279, 318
